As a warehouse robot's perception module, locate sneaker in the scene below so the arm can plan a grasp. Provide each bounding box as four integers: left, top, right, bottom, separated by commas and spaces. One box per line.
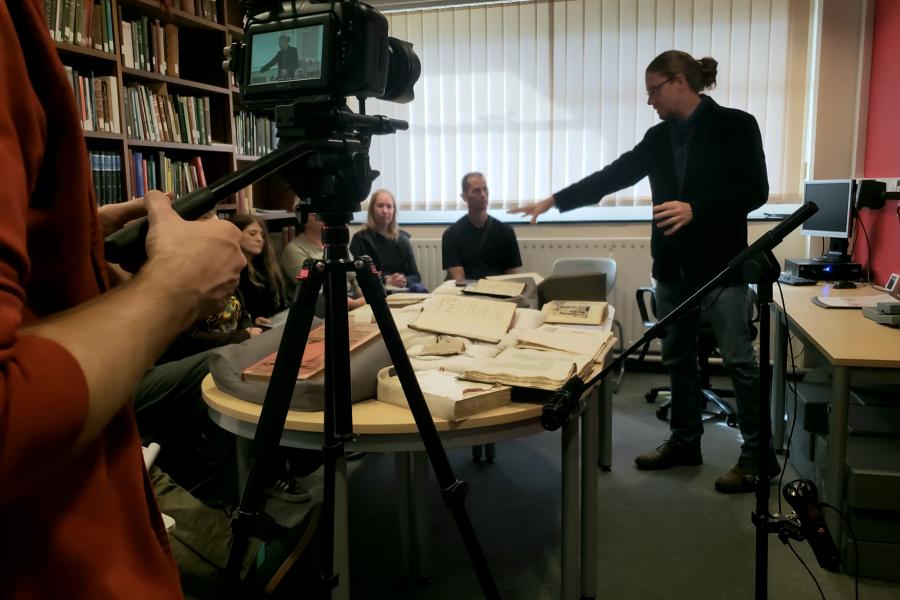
715, 454, 782, 494
634, 439, 703, 470
264, 477, 312, 503
253, 503, 323, 596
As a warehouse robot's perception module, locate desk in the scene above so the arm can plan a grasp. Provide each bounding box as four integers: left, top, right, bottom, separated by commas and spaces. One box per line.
202, 367, 611, 599
771, 284, 900, 537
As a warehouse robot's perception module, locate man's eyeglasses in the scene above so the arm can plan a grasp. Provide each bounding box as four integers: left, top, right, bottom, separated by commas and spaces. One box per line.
646, 76, 675, 98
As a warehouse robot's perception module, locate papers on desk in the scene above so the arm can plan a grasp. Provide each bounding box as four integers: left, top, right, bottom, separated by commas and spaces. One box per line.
813, 293, 898, 309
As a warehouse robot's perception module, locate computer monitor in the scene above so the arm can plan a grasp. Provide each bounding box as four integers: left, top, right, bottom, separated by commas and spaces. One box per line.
800, 179, 856, 263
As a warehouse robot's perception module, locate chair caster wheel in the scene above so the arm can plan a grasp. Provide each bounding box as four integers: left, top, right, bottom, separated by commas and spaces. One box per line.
645, 391, 658, 403
726, 415, 738, 428
656, 406, 669, 421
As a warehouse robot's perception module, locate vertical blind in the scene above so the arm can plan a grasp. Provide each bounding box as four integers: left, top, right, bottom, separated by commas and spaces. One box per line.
363, 0, 809, 212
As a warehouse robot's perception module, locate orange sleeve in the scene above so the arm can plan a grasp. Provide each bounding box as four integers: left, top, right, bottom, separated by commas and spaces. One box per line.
0, 0, 91, 507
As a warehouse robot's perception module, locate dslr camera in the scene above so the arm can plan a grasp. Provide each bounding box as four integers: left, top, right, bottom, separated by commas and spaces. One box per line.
227, 0, 420, 112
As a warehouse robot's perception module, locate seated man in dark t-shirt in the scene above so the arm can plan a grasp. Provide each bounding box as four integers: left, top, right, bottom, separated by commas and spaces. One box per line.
442, 172, 523, 280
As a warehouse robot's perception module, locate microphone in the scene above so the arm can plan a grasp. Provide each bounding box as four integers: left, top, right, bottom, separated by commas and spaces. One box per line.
782, 479, 841, 572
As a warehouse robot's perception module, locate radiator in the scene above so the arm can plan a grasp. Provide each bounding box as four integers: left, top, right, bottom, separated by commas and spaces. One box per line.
411, 238, 653, 347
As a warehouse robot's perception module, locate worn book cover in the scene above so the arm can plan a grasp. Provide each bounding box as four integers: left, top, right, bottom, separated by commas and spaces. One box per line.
541, 300, 608, 325
241, 321, 381, 382
377, 368, 511, 422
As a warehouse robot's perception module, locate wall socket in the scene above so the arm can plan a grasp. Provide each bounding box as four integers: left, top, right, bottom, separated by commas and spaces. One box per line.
886, 273, 900, 293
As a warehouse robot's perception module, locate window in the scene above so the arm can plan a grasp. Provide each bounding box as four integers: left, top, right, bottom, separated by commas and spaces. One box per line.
364, 0, 810, 213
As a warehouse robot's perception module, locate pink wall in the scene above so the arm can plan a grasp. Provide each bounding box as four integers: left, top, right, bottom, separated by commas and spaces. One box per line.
855, 0, 900, 285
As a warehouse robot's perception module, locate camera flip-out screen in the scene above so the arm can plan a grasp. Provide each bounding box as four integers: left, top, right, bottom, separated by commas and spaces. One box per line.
248, 24, 325, 85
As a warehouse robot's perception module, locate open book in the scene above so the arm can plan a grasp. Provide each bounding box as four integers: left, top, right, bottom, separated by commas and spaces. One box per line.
541, 300, 608, 325
461, 278, 526, 299
408, 295, 517, 343
377, 367, 511, 422
241, 321, 381, 383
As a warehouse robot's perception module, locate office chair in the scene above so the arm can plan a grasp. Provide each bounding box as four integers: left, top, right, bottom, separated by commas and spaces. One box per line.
551, 257, 625, 392
634, 286, 738, 427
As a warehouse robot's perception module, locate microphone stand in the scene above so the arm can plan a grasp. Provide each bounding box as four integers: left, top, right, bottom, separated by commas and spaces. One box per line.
541, 202, 818, 600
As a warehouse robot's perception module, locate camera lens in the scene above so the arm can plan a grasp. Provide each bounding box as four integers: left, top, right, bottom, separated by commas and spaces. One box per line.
380, 38, 421, 103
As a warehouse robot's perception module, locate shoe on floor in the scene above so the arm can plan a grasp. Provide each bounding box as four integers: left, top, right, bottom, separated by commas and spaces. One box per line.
264, 477, 311, 503
634, 439, 703, 470
715, 454, 782, 494
253, 503, 323, 596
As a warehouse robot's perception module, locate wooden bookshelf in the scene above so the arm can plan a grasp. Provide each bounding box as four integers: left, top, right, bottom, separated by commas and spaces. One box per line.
48, 0, 249, 211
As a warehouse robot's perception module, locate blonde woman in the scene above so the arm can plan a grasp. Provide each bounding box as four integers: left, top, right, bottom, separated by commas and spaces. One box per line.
350, 189, 426, 292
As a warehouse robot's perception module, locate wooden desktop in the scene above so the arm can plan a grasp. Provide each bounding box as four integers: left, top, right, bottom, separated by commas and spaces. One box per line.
771, 283, 900, 538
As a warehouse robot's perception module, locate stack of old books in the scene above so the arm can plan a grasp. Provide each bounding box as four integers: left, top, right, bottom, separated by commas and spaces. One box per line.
460, 325, 614, 390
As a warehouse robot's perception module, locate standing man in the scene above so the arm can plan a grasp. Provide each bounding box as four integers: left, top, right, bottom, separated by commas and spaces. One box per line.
513, 50, 775, 493
260, 34, 300, 80
442, 172, 523, 281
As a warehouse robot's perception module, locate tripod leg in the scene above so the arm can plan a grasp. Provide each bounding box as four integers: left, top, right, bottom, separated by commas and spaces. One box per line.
354, 257, 500, 599
225, 265, 324, 595
320, 264, 355, 599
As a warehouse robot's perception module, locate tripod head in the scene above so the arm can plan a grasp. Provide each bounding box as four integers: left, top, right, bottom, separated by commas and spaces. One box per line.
276, 99, 405, 221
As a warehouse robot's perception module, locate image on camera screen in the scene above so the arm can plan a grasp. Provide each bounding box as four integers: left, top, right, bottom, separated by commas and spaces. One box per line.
250, 25, 324, 85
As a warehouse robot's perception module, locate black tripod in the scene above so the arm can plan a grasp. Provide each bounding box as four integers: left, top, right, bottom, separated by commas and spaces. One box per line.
541, 203, 818, 599
106, 105, 499, 599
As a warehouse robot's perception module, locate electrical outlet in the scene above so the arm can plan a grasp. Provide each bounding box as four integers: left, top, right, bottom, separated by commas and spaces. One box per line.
886, 273, 900, 293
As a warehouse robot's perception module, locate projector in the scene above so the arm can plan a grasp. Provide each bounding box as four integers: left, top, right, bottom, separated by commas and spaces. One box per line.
784, 258, 863, 281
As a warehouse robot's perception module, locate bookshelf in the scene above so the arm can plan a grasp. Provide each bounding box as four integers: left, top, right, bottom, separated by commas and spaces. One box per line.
46, 0, 295, 216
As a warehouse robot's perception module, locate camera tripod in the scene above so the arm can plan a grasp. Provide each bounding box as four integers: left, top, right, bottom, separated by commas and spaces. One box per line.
106, 106, 499, 599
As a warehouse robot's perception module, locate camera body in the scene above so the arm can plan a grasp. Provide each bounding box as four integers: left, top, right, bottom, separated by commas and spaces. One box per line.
231, 1, 418, 112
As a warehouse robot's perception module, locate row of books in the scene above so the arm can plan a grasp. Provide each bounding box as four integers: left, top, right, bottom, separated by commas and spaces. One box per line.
234, 112, 277, 157
88, 151, 123, 205
43, 0, 115, 53
64, 67, 122, 133
129, 150, 206, 199
175, 0, 218, 22
123, 83, 213, 145
121, 18, 179, 77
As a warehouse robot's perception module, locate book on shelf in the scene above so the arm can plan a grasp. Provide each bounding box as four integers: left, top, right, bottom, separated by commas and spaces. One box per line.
461, 278, 525, 299
377, 367, 511, 422
241, 321, 382, 383
408, 295, 517, 343
541, 300, 608, 326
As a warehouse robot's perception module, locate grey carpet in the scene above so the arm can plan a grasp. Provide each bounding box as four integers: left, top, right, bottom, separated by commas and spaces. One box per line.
303, 371, 900, 599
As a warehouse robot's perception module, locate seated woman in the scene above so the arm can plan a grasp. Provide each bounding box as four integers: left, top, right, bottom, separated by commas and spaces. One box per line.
230, 213, 289, 326
280, 210, 366, 311
350, 189, 427, 293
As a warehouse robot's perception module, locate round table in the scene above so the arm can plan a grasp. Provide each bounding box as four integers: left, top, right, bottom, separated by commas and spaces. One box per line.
202, 372, 606, 600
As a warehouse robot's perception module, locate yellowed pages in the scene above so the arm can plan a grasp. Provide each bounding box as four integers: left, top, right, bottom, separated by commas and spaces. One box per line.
408, 295, 516, 343
517, 325, 613, 357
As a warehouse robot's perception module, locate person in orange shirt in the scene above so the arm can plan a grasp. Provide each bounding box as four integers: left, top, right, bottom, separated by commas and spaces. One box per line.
0, 2, 246, 597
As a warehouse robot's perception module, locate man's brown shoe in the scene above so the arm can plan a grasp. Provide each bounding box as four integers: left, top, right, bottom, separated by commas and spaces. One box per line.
715, 454, 782, 493
634, 439, 703, 470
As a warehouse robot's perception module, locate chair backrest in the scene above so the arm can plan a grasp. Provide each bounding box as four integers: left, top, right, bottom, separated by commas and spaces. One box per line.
551, 257, 616, 298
